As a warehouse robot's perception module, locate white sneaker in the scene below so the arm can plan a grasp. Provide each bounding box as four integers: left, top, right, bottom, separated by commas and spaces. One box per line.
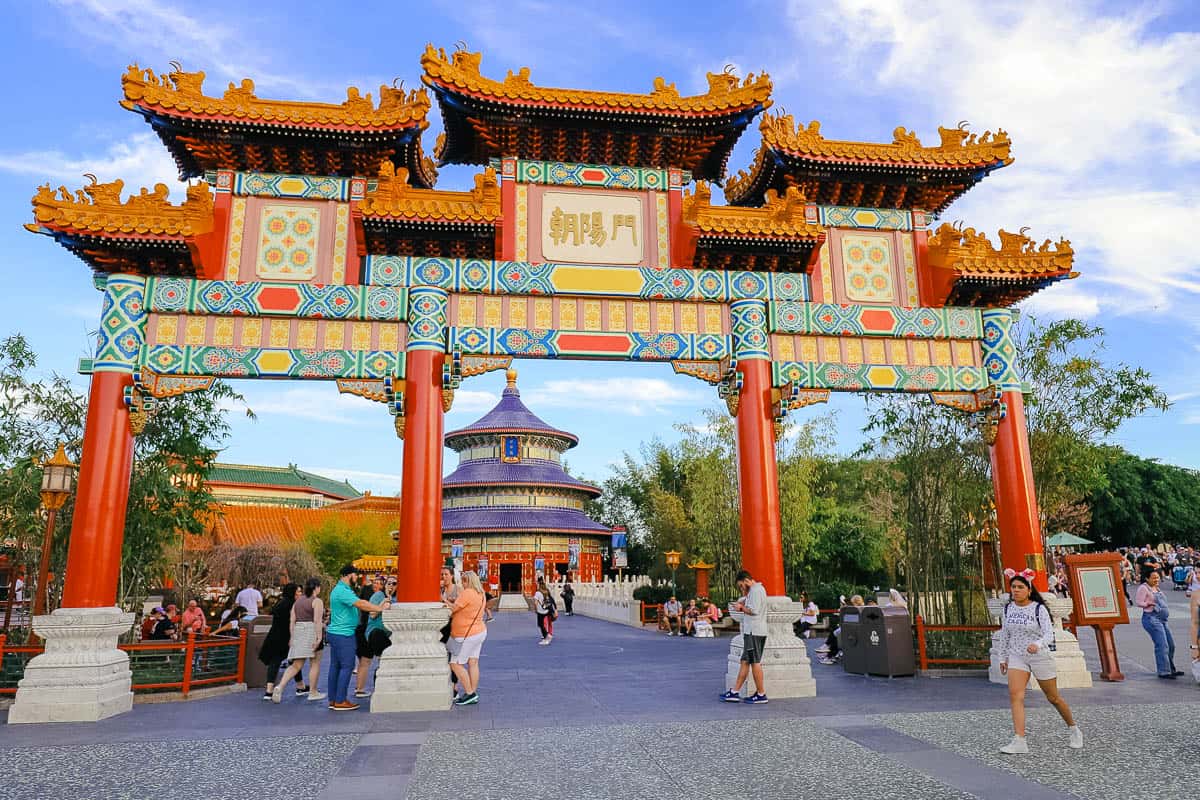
1068, 726, 1083, 750
999, 735, 1029, 754
270, 684, 283, 704
545, 635, 553, 644
308, 691, 327, 702
538, 639, 549, 646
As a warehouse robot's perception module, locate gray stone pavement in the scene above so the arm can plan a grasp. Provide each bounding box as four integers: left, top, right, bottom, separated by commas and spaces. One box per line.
0, 608, 1196, 800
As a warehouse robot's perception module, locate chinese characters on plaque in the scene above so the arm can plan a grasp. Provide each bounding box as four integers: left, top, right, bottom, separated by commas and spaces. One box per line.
540, 190, 644, 265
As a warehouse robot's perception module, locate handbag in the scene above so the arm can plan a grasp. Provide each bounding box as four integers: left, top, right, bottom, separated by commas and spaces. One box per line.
1191, 657, 1200, 685
439, 622, 452, 644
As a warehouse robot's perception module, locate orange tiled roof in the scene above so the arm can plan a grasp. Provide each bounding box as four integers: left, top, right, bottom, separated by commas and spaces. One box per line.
121, 64, 431, 130
204, 504, 398, 549
755, 114, 1012, 169
360, 163, 500, 225
925, 223, 1075, 278
682, 183, 822, 240
421, 45, 772, 116
26, 179, 213, 238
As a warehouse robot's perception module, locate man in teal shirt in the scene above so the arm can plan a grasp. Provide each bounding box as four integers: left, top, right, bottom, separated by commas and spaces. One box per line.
327, 565, 390, 710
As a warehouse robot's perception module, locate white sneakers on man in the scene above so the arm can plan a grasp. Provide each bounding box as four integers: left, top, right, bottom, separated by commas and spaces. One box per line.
999, 735, 1029, 754
1068, 725, 1084, 749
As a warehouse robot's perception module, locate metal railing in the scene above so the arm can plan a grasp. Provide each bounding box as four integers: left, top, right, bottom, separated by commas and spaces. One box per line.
0, 629, 247, 697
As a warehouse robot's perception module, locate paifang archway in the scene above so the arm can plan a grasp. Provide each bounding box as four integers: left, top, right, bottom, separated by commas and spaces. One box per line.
11, 48, 1076, 722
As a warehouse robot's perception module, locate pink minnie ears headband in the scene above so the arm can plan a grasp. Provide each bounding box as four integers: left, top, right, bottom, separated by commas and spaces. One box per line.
1004, 568, 1037, 581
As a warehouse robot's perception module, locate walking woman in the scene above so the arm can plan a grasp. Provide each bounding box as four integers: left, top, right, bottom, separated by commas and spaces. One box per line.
275, 578, 326, 702
259, 583, 299, 702
445, 571, 488, 706
997, 570, 1082, 753
533, 578, 555, 645
1135, 568, 1183, 679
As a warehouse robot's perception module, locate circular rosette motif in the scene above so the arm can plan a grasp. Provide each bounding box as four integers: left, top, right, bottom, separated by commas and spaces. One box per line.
153, 281, 187, 312
366, 288, 398, 320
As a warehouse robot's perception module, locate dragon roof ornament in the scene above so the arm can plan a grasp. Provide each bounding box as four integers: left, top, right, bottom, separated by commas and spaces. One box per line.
682, 183, 822, 239
926, 223, 1076, 277
420, 44, 773, 114
360, 162, 501, 224
121, 63, 431, 129
754, 114, 1013, 167
28, 177, 214, 238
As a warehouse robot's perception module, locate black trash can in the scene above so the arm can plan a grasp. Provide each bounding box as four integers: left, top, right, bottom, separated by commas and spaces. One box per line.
861, 606, 916, 677
839, 604, 867, 675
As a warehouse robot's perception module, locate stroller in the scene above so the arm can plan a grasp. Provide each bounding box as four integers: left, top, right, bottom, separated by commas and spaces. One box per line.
1171, 565, 1190, 591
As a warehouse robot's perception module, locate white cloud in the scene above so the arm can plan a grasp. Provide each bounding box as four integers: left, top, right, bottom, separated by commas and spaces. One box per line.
48, 0, 334, 98
0, 132, 185, 198
445, 389, 499, 416
523, 377, 705, 416
301, 465, 402, 495
232, 384, 384, 426
785, 0, 1200, 318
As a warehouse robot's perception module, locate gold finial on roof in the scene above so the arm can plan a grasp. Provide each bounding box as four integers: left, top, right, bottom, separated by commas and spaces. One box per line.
506, 368, 517, 387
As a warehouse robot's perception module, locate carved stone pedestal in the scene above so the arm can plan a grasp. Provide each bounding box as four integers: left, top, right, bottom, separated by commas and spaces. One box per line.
724, 597, 817, 699
8, 607, 134, 724
987, 595, 1092, 690
371, 602, 451, 713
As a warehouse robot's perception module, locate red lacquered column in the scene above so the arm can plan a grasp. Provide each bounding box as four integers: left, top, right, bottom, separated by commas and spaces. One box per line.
61, 371, 136, 608
734, 358, 786, 596
990, 390, 1048, 591
394, 348, 446, 602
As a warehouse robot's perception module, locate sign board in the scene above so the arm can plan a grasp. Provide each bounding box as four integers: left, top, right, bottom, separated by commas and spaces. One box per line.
534, 556, 545, 573
611, 530, 627, 550
568, 540, 580, 571
541, 190, 644, 265
1064, 552, 1130, 626
451, 540, 464, 559
612, 549, 628, 569
502, 435, 521, 463
477, 556, 489, 581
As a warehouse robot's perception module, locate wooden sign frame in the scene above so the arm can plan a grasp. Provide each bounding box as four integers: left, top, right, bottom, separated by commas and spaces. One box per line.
1063, 552, 1129, 626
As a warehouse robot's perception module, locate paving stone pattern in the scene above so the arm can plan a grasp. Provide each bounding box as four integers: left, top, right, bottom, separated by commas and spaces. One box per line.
876, 702, 1197, 800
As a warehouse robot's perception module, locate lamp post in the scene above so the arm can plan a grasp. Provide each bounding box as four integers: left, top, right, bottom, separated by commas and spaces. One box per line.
34, 444, 77, 618
664, 550, 682, 596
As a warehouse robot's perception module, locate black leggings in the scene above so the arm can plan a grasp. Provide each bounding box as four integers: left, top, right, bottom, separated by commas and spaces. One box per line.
264, 657, 285, 687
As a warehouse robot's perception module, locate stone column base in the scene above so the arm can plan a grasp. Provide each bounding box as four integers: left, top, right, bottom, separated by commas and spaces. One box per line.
724, 597, 817, 699
371, 602, 451, 713
8, 607, 134, 724
987, 597, 1092, 690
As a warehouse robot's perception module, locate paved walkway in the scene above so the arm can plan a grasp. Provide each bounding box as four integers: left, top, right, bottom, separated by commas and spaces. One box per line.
0, 609, 1196, 800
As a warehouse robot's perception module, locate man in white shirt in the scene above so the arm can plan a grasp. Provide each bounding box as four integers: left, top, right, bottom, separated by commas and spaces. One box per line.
720, 569, 770, 704
13, 575, 24, 603
662, 596, 683, 636
235, 581, 263, 618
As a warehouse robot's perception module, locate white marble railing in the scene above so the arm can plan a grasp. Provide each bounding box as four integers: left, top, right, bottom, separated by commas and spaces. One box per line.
555, 575, 654, 628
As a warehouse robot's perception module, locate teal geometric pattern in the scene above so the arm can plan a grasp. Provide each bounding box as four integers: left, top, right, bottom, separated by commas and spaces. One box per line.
769, 302, 983, 339
94, 274, 147, 373
448, 327, 730, 361
772, 361, 987, 393
980, 308, 1021, 391
146, 278, 405, 321
406, 286, 449, 352
142, 346, 401, 379
232, 172, 353, 201
818, 206, 912, 230
508, 159, 672, 191
364, 257, 809, 303
730, 299, 770, 361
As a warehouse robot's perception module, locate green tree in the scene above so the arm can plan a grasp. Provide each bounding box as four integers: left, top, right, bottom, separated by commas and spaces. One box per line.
1088, 449, 1200, 547
303, 516, 395, 578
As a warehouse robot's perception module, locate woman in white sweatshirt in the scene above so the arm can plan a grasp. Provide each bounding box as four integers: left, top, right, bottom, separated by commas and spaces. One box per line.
996, 570, 1082, 754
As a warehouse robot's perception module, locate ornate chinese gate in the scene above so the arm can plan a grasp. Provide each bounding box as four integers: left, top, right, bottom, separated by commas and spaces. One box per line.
11, 47, 1076, 721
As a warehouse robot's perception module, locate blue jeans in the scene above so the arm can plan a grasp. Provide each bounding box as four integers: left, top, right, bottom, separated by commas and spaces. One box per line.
1141, 613, 1175, 675
327, 632, 357, 703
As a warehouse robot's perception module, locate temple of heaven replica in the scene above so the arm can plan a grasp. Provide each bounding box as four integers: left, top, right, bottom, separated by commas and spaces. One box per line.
441, 369, 609, 594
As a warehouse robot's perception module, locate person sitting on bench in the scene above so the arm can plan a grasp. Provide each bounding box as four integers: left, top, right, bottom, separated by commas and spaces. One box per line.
663, 596, 683, 636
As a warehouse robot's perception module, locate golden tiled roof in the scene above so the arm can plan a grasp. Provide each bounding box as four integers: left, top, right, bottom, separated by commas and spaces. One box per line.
759, 114, 1012, 167
360, 162, 500, 224
421, 45, 773, 114
27, 178, 213, 237
926, 223, 1076, 277
682, 183, 822, 239
205, 504, 398, 549
121, 64, 431, 129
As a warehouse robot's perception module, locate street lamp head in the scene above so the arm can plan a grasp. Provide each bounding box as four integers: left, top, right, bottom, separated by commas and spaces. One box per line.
39, 443, 77, 510
664, 549, 682, 569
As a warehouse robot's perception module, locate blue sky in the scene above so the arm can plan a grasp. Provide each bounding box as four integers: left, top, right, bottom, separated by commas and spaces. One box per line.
1, 1, 1198, 494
